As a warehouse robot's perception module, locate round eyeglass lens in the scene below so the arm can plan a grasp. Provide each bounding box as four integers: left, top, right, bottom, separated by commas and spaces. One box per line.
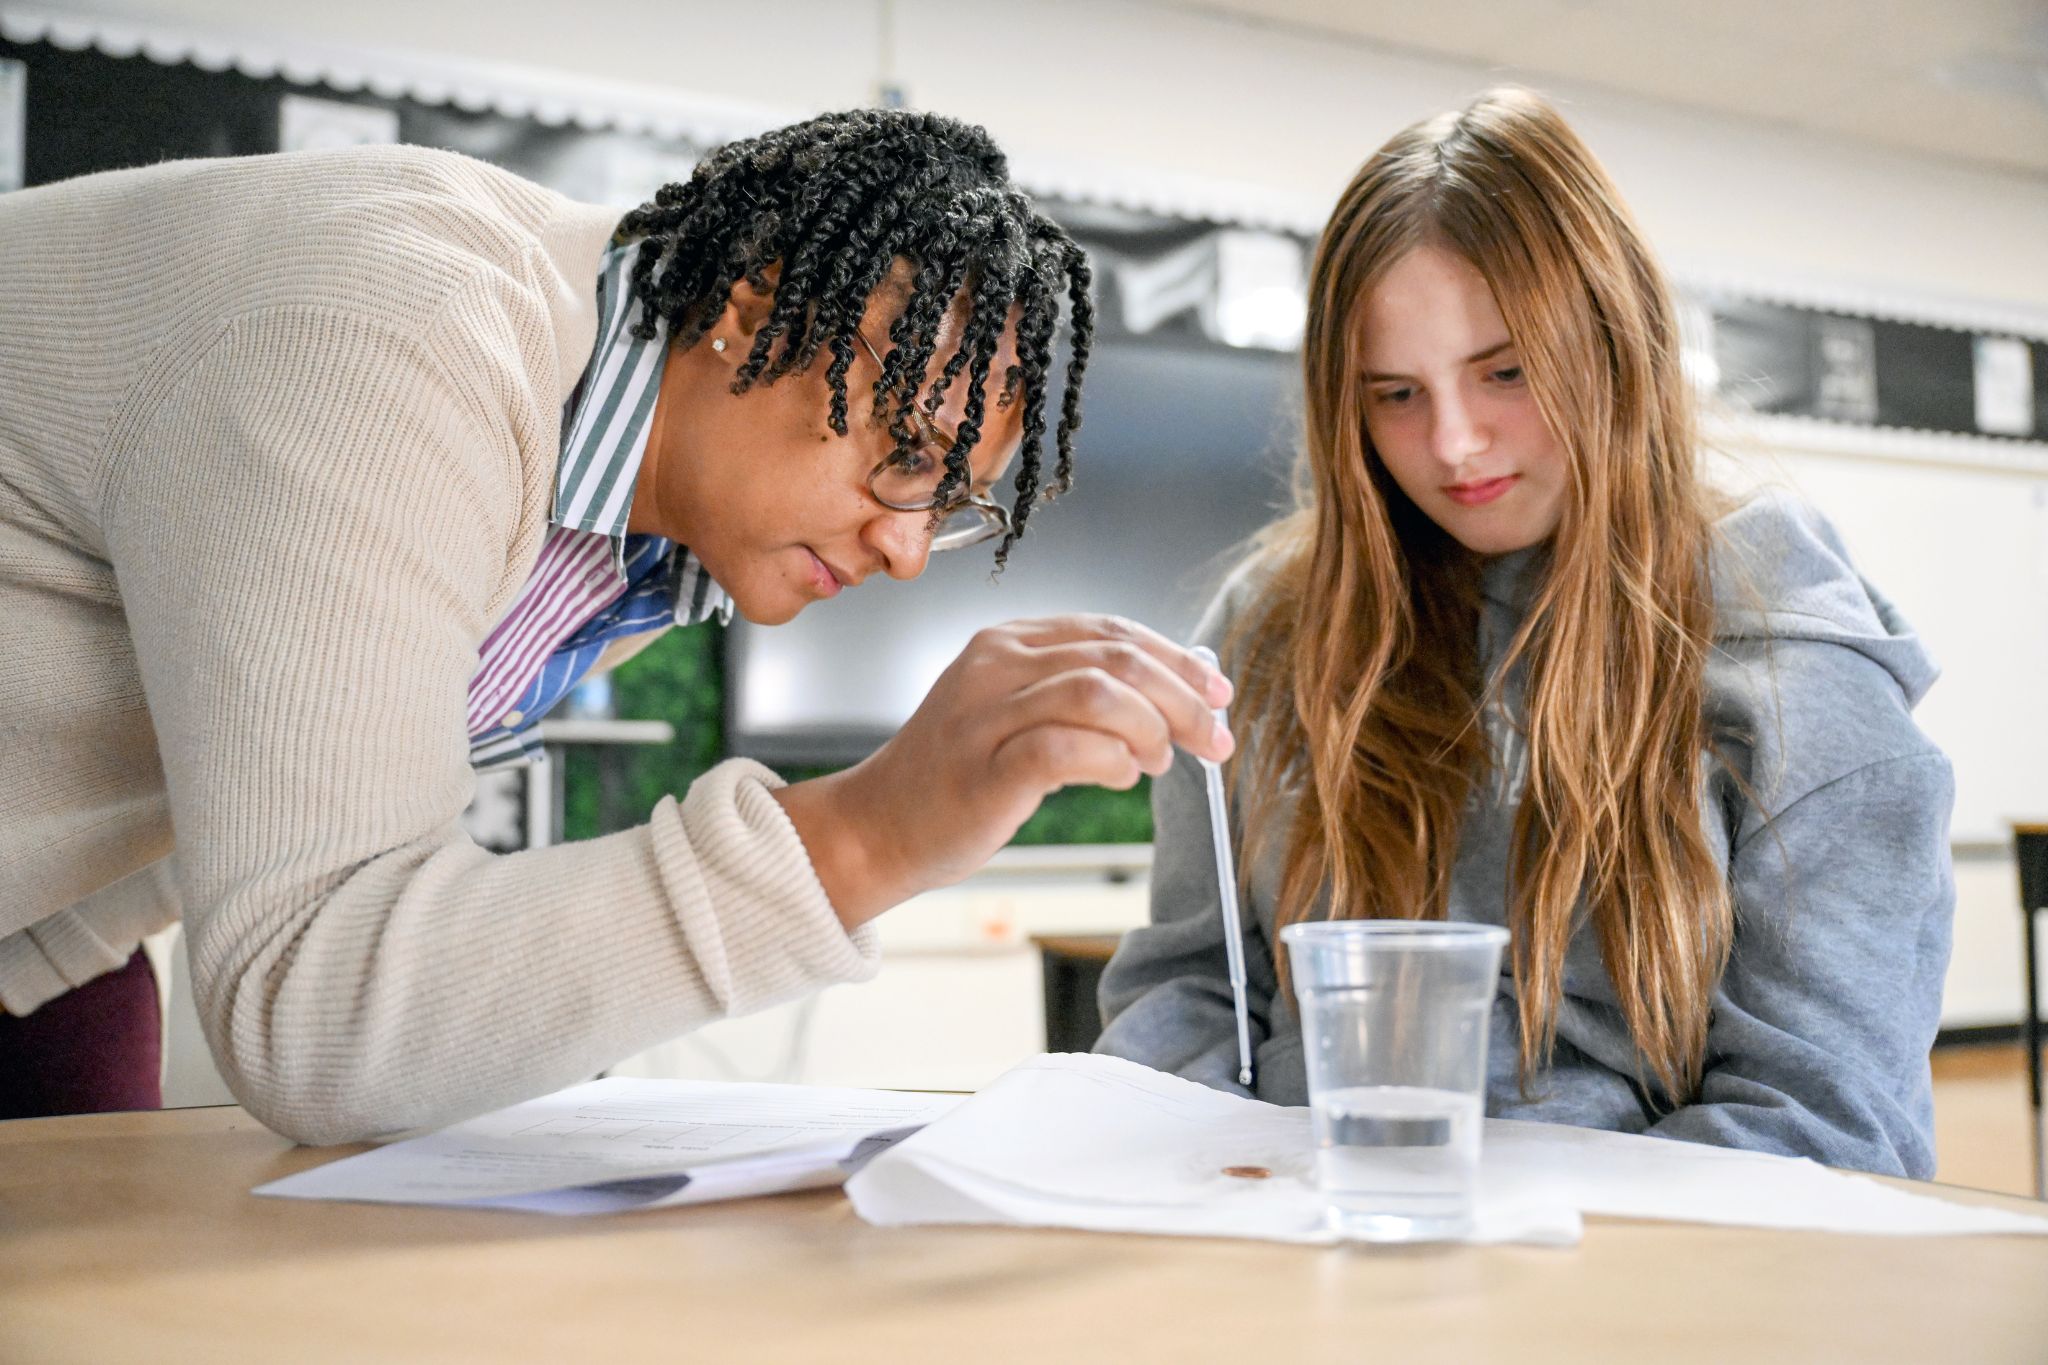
929, 505, 1006, 551
871, 460, 947, 510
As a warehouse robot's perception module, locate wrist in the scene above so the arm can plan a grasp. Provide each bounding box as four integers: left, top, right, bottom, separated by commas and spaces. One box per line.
771, 764, 919, 932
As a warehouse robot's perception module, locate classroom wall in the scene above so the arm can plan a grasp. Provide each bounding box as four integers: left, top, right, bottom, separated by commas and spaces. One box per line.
60, 0, 2048, 1034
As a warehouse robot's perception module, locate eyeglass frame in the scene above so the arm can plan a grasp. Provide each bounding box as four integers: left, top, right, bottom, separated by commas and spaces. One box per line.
850, 327, 1011, 552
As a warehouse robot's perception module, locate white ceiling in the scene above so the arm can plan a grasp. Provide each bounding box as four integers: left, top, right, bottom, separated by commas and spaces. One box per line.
1166, 0, 2048, 177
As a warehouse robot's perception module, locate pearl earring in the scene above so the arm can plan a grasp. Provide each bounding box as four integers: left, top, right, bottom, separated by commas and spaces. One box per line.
711, 337, 727, 353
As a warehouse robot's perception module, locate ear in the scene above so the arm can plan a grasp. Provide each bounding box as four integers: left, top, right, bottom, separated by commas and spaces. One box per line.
702, 263, 782, 367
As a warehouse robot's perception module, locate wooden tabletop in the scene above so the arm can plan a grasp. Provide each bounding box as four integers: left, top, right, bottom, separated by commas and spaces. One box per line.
4, 1105, 2047, 1364
1028, 933, 1123, 962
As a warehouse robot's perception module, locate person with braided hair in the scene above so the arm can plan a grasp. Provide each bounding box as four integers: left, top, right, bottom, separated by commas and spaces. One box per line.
0, 109, 1234, 1141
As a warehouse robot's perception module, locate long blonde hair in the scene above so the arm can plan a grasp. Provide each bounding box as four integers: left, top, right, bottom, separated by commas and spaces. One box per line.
1234, 87, 1732, 1103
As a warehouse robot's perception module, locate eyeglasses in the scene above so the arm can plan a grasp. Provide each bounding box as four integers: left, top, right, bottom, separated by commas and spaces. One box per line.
851, 328, 1011, 553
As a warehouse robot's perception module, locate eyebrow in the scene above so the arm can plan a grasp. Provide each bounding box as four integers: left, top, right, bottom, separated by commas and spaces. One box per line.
1363, 339, 1514, 383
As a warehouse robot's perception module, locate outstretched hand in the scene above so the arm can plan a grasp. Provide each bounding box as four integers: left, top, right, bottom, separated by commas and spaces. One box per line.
772, 615, 1234, 929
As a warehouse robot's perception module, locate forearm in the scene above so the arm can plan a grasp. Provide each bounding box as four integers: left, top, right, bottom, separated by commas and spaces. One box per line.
190, 761, 877, 1145
1664, 755, 1955, 1179
1648, 1072, 1934, 1178
770, 764, 920, 932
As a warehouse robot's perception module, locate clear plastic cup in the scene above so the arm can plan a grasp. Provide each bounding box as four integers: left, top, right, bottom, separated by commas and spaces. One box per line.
1280, 920, 1509, 1243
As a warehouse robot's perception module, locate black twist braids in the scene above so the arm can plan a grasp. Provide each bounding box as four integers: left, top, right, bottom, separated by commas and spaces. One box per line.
1001, 249, 1064, 531
614, 108, 1093, 568
877, 213, 977, 436
1051, 240, 1094, 500
928, 204, 1028, 516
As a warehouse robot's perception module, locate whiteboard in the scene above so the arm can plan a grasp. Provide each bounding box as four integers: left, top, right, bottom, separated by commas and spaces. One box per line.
1713, 429, 2048, 845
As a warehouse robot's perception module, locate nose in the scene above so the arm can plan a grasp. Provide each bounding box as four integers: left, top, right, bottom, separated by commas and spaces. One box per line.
1429, 388, 1489, 472
864, 507, 934, 581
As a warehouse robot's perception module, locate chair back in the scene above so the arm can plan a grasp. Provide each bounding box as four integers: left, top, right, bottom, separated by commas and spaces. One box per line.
2017, 825, 2048, 911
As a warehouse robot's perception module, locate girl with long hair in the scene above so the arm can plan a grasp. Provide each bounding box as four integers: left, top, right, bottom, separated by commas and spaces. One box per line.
1097, 88, 1954, 1179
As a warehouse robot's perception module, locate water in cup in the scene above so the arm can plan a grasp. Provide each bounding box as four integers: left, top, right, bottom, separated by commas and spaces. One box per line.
1312, 1084, 1482, 1240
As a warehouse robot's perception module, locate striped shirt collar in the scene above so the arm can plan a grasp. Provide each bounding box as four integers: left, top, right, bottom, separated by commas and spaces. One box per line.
555, 240, 732, 627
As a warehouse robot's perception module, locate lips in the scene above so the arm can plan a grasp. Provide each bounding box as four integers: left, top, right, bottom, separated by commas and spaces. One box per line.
1443, 475, 1517, 508
804, 548, 846, 598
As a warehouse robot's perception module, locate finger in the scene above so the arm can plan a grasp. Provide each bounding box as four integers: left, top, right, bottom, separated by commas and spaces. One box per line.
990, 722, 1148, 796
1012, 641, 1231, 766
1001, 668, 1175, 773
1001, 614, 1234, 710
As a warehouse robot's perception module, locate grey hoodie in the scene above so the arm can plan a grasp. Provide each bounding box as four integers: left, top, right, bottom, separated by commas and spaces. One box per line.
1096, 493, 1955, 1179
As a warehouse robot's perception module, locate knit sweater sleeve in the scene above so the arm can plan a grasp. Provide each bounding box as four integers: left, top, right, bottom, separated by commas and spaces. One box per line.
98, 261, 877, 1145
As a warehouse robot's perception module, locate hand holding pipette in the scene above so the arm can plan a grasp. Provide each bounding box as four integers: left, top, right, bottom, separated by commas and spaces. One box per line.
777, 618, 1233, 929
1190, 645, 1255, 1090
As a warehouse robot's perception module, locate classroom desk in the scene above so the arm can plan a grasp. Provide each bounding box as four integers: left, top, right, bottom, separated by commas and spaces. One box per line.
1031, 932, 1121, 1052
4, 1106, 2046, 1364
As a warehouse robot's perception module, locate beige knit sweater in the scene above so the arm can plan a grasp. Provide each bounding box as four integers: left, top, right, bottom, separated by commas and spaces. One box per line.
0, 146, 877, 1143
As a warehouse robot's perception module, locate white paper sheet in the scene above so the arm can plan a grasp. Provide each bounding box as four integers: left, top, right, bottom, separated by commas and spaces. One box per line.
848, 1053, 1578, 1245
254, 1077, 960, 1215
1479, 1117, 2048, 1237
846, 1053, 2048, 1247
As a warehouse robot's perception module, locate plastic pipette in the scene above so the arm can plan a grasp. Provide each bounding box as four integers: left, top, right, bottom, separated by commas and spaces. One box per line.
1190, 646, 1254, 1089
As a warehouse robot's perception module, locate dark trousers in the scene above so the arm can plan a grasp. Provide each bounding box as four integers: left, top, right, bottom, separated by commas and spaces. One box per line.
0, 949, 163, 1120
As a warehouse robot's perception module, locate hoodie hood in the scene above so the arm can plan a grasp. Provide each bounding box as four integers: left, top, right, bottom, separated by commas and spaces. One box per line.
1711, 491, 1940, 707
1473, 490, 1938, 708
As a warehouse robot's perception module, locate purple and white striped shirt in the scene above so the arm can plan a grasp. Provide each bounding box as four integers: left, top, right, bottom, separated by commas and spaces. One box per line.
466, 241, 731, 772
